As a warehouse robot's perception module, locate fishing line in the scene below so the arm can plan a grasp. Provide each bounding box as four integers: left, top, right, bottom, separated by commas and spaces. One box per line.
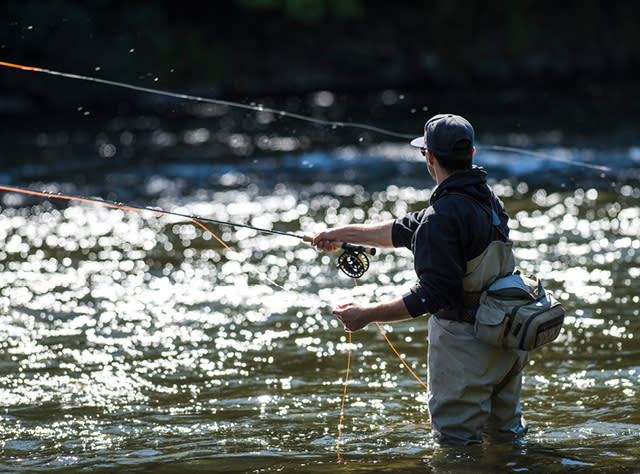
335, 279, 428, 461
0, 61, 413, 140
0, 61, 613, 172
477, 144, 611, 173
1, 186, 423, 462
336, 330, 351, 463
6, 60, 585, 456
375, 322, 428, 390
0, 184, 375, 278
336, 323, 428, 461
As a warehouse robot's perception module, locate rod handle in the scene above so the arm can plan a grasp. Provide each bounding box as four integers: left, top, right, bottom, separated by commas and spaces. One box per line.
302, 235, 377, 256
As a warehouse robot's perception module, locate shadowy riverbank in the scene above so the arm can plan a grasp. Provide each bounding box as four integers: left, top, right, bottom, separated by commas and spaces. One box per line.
1, 1, 639, 119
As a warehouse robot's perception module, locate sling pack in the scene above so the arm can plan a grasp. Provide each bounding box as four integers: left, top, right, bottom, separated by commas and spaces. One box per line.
448, 190, 566, 351
473, 271, 565, 351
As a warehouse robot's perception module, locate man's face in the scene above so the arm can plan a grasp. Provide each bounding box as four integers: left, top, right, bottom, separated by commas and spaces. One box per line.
424, 150, 436, 180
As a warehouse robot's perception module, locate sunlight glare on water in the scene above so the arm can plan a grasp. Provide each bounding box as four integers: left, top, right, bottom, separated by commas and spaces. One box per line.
1, 139, 639, 472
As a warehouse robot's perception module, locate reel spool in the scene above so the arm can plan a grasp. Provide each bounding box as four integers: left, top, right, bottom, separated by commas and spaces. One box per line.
337, 248, 370, 278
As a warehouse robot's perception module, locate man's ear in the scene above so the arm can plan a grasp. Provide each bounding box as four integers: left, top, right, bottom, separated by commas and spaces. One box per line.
472, 147, 476, 156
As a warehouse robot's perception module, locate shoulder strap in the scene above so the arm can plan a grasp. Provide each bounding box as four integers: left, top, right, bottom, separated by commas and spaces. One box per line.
444, 191, 509, 241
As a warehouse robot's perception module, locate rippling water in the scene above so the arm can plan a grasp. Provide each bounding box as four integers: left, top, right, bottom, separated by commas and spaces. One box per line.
1, 116, 640, 472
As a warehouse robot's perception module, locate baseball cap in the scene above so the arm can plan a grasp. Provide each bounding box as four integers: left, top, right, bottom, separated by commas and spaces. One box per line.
410, 114, 474, 156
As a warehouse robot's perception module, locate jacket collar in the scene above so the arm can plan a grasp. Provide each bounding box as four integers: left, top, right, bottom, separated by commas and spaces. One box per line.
430, 166, 489, 205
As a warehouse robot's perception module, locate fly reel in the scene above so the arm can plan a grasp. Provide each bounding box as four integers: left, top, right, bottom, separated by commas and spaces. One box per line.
337, 244, 375, 278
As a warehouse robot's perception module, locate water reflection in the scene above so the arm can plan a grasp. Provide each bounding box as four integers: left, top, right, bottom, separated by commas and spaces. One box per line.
0, 141, 639, 471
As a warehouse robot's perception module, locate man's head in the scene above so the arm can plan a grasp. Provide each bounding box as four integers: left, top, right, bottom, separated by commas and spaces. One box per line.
410, 114, 475, 173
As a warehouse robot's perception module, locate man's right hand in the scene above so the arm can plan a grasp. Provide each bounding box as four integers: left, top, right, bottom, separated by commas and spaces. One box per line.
311, 230, 344, 252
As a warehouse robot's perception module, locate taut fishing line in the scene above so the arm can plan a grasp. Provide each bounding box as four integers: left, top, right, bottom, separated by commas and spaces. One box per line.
478, 144, 611, 173
0, 60, 612, 172
0, 61, 412, 139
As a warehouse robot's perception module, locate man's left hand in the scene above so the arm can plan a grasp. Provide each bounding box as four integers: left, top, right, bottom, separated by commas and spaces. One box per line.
332, 302, 374, 332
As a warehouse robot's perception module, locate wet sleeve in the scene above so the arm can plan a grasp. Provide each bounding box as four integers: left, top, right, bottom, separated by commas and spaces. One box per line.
400, 209, 466, 318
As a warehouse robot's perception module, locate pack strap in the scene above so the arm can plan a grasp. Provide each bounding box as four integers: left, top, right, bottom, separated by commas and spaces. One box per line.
444, 190, 509, 241
436, 189, 510, 324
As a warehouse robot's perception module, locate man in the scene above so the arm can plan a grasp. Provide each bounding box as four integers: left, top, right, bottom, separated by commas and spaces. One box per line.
311, 114, 528, 445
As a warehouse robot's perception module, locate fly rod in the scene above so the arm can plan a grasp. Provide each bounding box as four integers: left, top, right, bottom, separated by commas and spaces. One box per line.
0, 184, 376, 277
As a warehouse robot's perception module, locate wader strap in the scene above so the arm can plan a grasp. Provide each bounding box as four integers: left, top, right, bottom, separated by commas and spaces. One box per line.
436, 190, 511, 324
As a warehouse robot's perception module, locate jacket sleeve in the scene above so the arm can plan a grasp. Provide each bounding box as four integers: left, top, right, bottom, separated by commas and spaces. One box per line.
394, 206, 467, 318
392, 210, 425, 249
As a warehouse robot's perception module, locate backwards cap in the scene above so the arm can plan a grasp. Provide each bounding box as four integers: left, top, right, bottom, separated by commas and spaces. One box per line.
410, 114, 474, 156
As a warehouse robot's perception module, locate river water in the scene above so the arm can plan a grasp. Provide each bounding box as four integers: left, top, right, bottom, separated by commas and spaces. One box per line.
0, 103, 639, 473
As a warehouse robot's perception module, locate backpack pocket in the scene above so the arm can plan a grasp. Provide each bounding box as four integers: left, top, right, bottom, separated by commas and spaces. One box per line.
504, 293, 565, 351
474, 304, 509, 347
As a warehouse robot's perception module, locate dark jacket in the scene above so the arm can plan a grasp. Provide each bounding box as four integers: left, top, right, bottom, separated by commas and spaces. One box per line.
391, 166, 510, 318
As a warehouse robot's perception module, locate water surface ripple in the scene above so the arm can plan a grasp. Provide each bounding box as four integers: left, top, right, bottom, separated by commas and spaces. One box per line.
1, 139, 639, 473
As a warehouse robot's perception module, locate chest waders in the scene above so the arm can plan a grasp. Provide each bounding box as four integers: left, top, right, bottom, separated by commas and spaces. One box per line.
426, 192, 528, 445
461, 239, 515, 318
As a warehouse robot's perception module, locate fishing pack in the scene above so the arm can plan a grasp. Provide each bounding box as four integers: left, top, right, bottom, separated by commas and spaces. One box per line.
472, 270, 565, 351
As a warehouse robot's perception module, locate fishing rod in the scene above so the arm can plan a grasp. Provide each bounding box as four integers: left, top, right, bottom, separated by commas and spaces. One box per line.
0, 182, 420, 461
0, 184, 375, 278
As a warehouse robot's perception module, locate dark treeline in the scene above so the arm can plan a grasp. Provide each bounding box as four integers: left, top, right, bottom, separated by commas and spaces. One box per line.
1, 0, 639, 113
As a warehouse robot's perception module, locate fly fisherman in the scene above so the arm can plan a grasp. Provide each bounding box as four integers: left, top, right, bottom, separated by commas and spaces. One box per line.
311, 114, 528, 445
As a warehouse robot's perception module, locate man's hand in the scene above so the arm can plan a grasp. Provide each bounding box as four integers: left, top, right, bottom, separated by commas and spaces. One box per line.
311, 230, 343, 252
310, 221, 396, 252
333, 302, 374, 332
332, 298, 414, 332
